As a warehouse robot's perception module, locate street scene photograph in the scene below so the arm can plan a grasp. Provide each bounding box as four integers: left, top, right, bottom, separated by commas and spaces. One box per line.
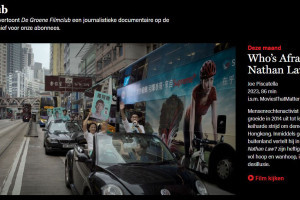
0, 43, 235, 195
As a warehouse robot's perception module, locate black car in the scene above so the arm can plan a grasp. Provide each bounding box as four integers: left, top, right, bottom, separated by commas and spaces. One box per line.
43, 120, 83, 155
65, 133, 208, 195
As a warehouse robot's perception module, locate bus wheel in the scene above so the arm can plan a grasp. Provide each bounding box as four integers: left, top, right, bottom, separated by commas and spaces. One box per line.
216, 158, 232, 181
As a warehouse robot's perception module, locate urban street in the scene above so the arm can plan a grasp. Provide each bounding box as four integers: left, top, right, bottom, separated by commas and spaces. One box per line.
0, 43, 236, 195
0, 119, 232, 195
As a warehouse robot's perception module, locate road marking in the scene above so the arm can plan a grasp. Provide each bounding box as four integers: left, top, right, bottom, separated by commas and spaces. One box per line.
12, 137, 30, 195
0, 137, 26, 195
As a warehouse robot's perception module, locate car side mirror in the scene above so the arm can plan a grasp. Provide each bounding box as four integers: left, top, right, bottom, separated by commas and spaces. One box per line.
217, 115, 226, 134
77, 152, 89, 162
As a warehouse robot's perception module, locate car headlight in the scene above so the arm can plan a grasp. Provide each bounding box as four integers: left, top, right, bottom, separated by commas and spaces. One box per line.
101, 184, 123, 195
47, 138, 58, 143
195, 180, 208, 195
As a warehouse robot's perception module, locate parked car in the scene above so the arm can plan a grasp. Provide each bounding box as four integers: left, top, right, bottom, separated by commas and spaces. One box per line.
43, 120, 83, 155
65, 132, 208, 195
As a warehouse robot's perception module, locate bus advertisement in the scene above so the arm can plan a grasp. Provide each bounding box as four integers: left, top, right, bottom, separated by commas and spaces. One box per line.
117, 43, 236, 187
39, 96, 57, 127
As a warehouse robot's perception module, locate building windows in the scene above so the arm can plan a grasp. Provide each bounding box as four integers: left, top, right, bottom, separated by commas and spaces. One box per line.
119, 46, 123, 57
97, 59, 103, 71
103, 51, 111, 67
113, 48, 117, 61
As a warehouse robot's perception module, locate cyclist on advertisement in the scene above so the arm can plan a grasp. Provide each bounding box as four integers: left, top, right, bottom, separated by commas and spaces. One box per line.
183, 60, 218, 162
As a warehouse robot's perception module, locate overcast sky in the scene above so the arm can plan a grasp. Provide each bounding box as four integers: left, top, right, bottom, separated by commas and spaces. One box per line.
31, 43, 50, 69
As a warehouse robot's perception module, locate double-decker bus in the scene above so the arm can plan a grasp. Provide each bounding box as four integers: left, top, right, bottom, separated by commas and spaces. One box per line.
116, 43, 236, 186
22, 104, 31, 122
39, 96, 58, 127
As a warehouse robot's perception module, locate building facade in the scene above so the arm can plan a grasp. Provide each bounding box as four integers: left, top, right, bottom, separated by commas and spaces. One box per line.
7, 43, 22, 75
64, 43, 84, 75
0, 43, 7, 97
95, 43, 164, 82
8, 71, 25, 97
50, 43, 64, 76
22, 43, 34, 69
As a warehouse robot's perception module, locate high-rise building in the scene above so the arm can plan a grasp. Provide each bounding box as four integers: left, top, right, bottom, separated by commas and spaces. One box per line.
64, 43, 84, 75
0, 43, 7, 97
50, 43, 64, 107
44, 68, 50, 76
33, 62, 44, 83
22, 43, 34, 69
50, 43, 64, 75
77, 43, 95, 76
7, 43, 22, 97
7, 43, 22, 75
8, 71, 25, 97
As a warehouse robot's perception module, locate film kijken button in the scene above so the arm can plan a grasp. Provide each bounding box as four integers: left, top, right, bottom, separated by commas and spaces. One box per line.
248, 175, 285, 182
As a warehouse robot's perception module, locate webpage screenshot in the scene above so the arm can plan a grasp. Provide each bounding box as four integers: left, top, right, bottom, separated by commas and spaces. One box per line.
0, 1, 298, 199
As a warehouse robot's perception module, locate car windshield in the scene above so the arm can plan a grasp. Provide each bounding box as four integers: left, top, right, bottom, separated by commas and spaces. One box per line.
49, 121, 82, 134
95, 133, 176, 166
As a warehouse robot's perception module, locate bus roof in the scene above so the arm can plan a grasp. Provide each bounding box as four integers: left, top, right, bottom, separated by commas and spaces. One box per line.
118, 43, 217, 77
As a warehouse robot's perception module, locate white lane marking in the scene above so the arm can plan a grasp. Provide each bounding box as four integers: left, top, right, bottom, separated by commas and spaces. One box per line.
0, 137, 26, 195
12, 137, 30, 195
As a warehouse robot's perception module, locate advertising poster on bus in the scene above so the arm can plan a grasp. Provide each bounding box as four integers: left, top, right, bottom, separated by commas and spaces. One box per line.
117, 47, 236, 156
53, 107, 63, 120
91, 91, 112, 121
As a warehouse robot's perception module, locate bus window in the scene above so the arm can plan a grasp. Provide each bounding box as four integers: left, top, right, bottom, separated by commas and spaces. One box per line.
147, 43, 216, 78
130, 59, 147, 84
118, 59, 148, 88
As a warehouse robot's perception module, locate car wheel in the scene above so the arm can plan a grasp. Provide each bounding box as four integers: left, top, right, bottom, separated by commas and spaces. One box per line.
45, 146, 50, 155
65, 160, 71, 188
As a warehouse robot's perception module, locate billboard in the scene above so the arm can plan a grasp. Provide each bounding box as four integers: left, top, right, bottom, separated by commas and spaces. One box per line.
45, 76, 92, 92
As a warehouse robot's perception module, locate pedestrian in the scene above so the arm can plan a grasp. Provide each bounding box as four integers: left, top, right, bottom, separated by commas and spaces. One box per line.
83, 111, 98, 155
119, 101, 145, 133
